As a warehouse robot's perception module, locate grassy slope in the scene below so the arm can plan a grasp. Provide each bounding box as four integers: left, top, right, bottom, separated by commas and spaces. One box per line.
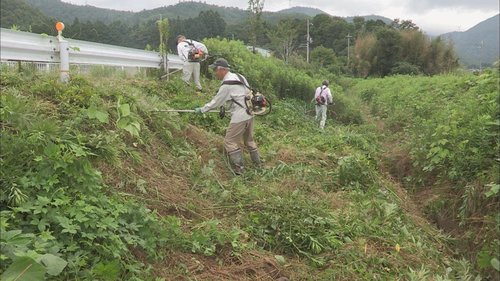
350, 71, 500, 279
1, 64, 487, 280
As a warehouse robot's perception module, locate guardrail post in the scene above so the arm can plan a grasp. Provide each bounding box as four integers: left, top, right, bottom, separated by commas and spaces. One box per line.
165, 55, 169, 81
56, 22, 70, 83
59, 40, 70, 83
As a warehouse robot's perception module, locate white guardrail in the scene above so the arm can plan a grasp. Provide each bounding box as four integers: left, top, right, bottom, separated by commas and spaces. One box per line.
0, 28, 183, 70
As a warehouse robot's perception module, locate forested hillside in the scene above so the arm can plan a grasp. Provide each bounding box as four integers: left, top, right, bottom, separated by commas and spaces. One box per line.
442, 14, 500, 68
3, 0, 495, 69
24, 0, 311, 25
24, 0, 136, 25
1, 39, 498, 280
3, 0, 460, 78
273, 6, 325, 17
0, 0, 55, 34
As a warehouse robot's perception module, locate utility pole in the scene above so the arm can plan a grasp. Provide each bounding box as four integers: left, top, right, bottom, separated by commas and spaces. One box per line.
346, 33, 353, 67
306, 19, 312, 63
479, 40, 484, 71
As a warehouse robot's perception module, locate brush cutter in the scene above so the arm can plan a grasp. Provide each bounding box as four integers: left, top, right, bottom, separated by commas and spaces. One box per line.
152, 106, 226, 119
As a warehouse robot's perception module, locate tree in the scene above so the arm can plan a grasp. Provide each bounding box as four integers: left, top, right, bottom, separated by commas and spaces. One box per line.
364, 19, 387, 33
311, 46, 341, 74
168, 11, 227, 48
310, 14, 335, 49
389, 61, 421, 75
129, 19, 159, 49
423, 36, 458, 75
157, 18, 169, 71
352, 16, 365, 32
108, 20, 130, 46
353, 33, 376, 77
391, 19, 419, 31
157, 18, 170, 53
353, 28, 458, 77
372, 28, 401, 76
310, 15, 352, 56
399, 30, 426, 68
196, 10, 226, 40
0, 0, 55, 34
248, 0, 265, 52
268, 18, 298, 62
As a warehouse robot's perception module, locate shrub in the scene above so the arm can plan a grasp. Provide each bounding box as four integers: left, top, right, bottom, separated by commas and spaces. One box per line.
245, 194, 343, 261
390, 62, 421, 75
335, 153, 376, 189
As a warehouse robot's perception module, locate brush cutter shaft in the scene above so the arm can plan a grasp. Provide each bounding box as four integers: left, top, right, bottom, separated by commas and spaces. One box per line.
158, 109, 196, 112
154, 109, 219, 113
153, 106, 227, 119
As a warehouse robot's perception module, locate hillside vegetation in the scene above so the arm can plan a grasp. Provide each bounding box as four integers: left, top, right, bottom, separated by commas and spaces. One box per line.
0, 0, 56, 34
352, 71, 500, 279
442, 14, 500, 68
4, 0, 462, 76
22, 0, 332, 25
1, 40, 498, 280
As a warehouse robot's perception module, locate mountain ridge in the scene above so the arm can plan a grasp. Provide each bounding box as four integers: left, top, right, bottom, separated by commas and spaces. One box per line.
25, 0, 393, 26
13, 0, 500, 67
441, 14, 499, 67
275, 6, 327, 17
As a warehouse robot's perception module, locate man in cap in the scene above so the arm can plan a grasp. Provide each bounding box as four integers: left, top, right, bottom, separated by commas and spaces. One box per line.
176, 35, 208, 92
313, 80, 333, 129
194, 58, 261, 175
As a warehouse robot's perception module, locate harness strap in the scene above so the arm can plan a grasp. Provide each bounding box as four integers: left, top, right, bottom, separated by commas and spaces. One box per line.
316, 86, 326, 105
221, 74, 251, 113
222, 73, 253, 115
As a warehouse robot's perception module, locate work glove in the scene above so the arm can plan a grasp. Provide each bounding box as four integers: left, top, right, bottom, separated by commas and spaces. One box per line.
194, 107, 203, 114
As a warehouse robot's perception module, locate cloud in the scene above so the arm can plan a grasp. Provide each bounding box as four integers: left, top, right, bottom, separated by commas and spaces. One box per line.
61, 0, 498, 34
405, 0, 499, 13
267, 0, 398, 15
411, 9, 498, 34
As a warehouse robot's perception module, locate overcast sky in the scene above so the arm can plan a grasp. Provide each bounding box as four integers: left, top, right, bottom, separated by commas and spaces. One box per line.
63, 0, 499, 35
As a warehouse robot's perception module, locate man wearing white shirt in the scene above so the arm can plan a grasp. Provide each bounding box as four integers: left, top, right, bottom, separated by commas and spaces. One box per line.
314, 80, 333, 129
194, 58, 261, 175
176, 35, 208, 91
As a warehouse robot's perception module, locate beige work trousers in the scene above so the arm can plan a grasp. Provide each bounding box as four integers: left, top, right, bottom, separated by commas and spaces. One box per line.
182, 61, 202, 90
224, 118, 258, 154
315, 104, 328, 129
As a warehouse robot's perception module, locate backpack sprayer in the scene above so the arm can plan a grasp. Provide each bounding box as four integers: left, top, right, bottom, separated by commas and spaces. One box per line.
160, 53, 222, 80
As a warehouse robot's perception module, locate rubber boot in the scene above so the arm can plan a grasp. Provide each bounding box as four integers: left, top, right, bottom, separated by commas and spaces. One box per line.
250, 149, 262, 168
229, 150, 244, 175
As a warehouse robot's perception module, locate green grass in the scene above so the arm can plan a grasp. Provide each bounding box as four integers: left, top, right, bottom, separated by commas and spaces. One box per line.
1, 59, 496, 280
352, 70, 500, 279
